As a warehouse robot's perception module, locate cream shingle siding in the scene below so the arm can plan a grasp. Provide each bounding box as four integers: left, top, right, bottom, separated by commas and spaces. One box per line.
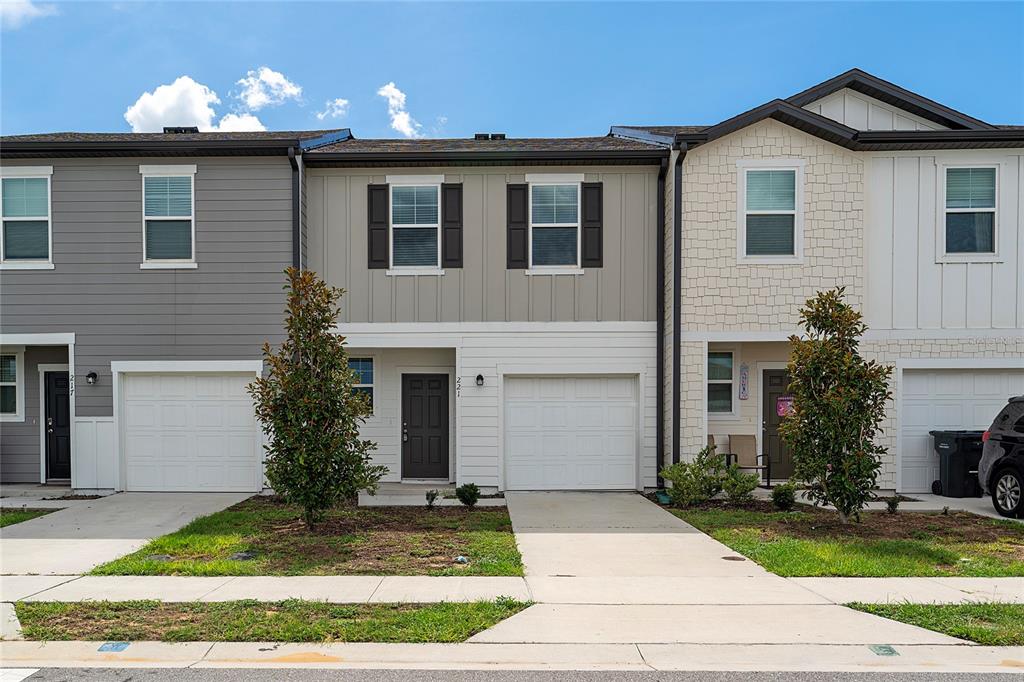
680, 120, 864, 331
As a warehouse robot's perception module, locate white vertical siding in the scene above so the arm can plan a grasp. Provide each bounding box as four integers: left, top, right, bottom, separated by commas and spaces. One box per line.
804, 89, 947, 131
864, 150, 1023, 331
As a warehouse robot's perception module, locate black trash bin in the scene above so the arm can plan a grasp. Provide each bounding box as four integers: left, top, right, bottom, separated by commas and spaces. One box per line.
928, 430, 984, 498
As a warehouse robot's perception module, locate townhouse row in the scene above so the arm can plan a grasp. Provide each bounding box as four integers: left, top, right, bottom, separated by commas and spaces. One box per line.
1, 69, 1021, 494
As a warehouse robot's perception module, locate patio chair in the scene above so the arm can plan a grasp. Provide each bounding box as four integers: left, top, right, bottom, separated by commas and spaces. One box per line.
723, 434, 772, 488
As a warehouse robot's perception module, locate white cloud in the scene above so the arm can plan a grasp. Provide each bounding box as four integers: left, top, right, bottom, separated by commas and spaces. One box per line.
377, 82, 422, 138
316, 98, 350, 121
0, 0, 58, 30
123, 76, 265, 133
235, 66, 302, 111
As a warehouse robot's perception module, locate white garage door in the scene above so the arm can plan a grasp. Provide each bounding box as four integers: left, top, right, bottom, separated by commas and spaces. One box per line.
504, 375, 637, 490
122, 373, 261, 492
900, 369, 1024, 493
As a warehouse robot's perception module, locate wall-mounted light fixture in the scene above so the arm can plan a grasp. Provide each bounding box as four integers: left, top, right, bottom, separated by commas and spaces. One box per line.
86, 372, 98, 385
475, 374, 484, 387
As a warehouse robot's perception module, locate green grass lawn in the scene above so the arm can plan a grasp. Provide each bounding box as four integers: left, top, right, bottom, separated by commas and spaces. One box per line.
672, 503, 1024, 577
0, 507, 55, 528
848, 603, 1024, 646
15, 598, 528, 643
92, 496, 523, 577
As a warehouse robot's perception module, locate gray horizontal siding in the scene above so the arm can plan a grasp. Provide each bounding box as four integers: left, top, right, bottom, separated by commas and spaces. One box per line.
0, 157, 292, 431
0, 346, 68, 483
306, 166, 659, 323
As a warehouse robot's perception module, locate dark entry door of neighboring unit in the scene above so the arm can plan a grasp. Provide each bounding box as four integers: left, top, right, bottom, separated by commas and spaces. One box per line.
762, 369, 794, 480
401, 374, 449, 480
45, 371, 72, 480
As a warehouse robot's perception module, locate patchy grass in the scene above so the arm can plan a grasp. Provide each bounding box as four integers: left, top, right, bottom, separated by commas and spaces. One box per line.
672, 502, 1024, 577
15, 598, 528, 643
848, 603, 1024, 646
0, 507, 55, 528
92, 496, 522, 577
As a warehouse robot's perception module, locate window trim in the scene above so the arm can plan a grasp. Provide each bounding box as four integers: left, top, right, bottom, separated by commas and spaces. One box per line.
736, 159, 805, 265
0, 346, 26, 423
937, 162, 1000, 263
527, 174, 583, 272
387, 179, 442, 271
1, 167, 53, 270
139, 164, 196, 268
707, 349, 738, 420
349, 355, 375, 416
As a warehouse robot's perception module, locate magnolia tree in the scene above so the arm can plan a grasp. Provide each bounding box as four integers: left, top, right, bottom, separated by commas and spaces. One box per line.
249, 268, 385, 528
779, 287, 893, 524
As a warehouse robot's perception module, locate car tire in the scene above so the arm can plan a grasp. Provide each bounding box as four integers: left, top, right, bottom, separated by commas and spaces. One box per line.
991, 467, 1023, 518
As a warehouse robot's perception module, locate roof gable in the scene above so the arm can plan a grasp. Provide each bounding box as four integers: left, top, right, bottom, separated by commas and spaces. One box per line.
786, 69, 993, 131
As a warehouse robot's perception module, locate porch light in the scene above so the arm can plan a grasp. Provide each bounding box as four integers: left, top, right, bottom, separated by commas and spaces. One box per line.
86, 372, 97, 385
475, 374, 484, 387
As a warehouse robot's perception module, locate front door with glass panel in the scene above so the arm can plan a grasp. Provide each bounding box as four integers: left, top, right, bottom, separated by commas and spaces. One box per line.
762, 369, 794, 479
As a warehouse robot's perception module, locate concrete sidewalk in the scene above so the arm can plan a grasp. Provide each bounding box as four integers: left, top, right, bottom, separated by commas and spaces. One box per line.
505, 492, 768, 577
0, 492, 249, 575
3, 640, 1023, 673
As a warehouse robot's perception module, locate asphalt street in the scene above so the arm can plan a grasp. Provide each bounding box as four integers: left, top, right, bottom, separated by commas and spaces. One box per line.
11, 670, 1017, 682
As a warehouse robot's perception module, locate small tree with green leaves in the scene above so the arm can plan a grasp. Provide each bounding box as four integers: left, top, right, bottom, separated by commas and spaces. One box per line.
780, 287, 893, 524
249, 268, 385, 528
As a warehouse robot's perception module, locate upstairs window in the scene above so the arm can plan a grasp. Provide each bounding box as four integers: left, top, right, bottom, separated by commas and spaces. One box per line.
1, 169, 52, 267
530, 182, 579, 267
945, 167, 996, 254
744, 169, 797, 258
349, 357, 374, 411
141, 165, 196, 267
390, 184, 440, 268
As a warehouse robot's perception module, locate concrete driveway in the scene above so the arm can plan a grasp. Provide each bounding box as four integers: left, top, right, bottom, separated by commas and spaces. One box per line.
0, 492, 249, 575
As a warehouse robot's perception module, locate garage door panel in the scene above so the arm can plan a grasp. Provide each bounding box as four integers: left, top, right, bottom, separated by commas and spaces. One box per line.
123, 372, 260, 492
900, 369, 1023, 493
504, 375, 637, 491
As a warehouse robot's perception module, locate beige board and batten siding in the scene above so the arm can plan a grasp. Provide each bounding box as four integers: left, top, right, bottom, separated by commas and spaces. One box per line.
305, 166, 659, 322
0, 157, 293, 482
802, 88, 947, 131
864, 151, 1023, 331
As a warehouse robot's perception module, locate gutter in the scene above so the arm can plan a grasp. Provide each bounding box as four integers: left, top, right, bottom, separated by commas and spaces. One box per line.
0, 139, 300, 158
656, 156, 668, 487
288, 146, 300, 270
672, 142, 685, 464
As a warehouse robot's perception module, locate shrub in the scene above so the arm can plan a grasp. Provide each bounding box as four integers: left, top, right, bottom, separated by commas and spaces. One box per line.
885, 495, 900, 515
771, 482, 797, 511
780, 287, 893, 524
425, 489, 439, 509
455, 483, 481, 508
659, 446, 726, 507
722, 465, 759, 504
249, 268, 385, 528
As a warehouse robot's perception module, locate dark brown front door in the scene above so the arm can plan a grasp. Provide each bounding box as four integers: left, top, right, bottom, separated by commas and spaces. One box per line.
762, 369, 794, 480
401, 374, 449, 480
45, 371, 72, 480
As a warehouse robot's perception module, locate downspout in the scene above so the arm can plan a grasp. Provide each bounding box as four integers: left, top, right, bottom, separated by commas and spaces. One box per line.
656, 156, 668, 488
672, 142, 687, 463
288, 146, 300, 269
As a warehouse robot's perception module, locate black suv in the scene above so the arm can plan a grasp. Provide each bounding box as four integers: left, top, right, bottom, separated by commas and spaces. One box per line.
978, 396, 1024, 518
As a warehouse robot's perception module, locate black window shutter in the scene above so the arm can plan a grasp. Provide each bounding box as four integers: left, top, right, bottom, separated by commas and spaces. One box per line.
581, 182, 603, 268
441, 183, 463, 268
367, 184, 389, 269
507, 183, 528, 269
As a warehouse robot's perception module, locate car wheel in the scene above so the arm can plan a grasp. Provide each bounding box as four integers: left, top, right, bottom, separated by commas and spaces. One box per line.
992, 468, 1023, 518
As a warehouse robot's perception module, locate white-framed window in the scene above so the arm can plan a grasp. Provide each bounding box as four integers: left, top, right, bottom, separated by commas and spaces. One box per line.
140, 164, 196, 269
707, 351, 735, 417
1, 167, 53, 269
0, 347, 25, 422
736, 160, 804, 263
349, 357, 374, 412
528, 173, 582, 270
942, 165, 997, 258
388, 175, 441, 271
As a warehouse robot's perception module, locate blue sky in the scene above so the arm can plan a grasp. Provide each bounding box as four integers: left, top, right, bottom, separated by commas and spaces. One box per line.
2, 1, 1022, 138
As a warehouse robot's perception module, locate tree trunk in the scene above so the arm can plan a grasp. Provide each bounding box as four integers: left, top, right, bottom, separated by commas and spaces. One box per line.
837, 509, 850, 524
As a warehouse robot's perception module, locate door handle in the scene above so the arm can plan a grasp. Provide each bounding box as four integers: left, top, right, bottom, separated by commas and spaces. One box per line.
47, 417, 53, 426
